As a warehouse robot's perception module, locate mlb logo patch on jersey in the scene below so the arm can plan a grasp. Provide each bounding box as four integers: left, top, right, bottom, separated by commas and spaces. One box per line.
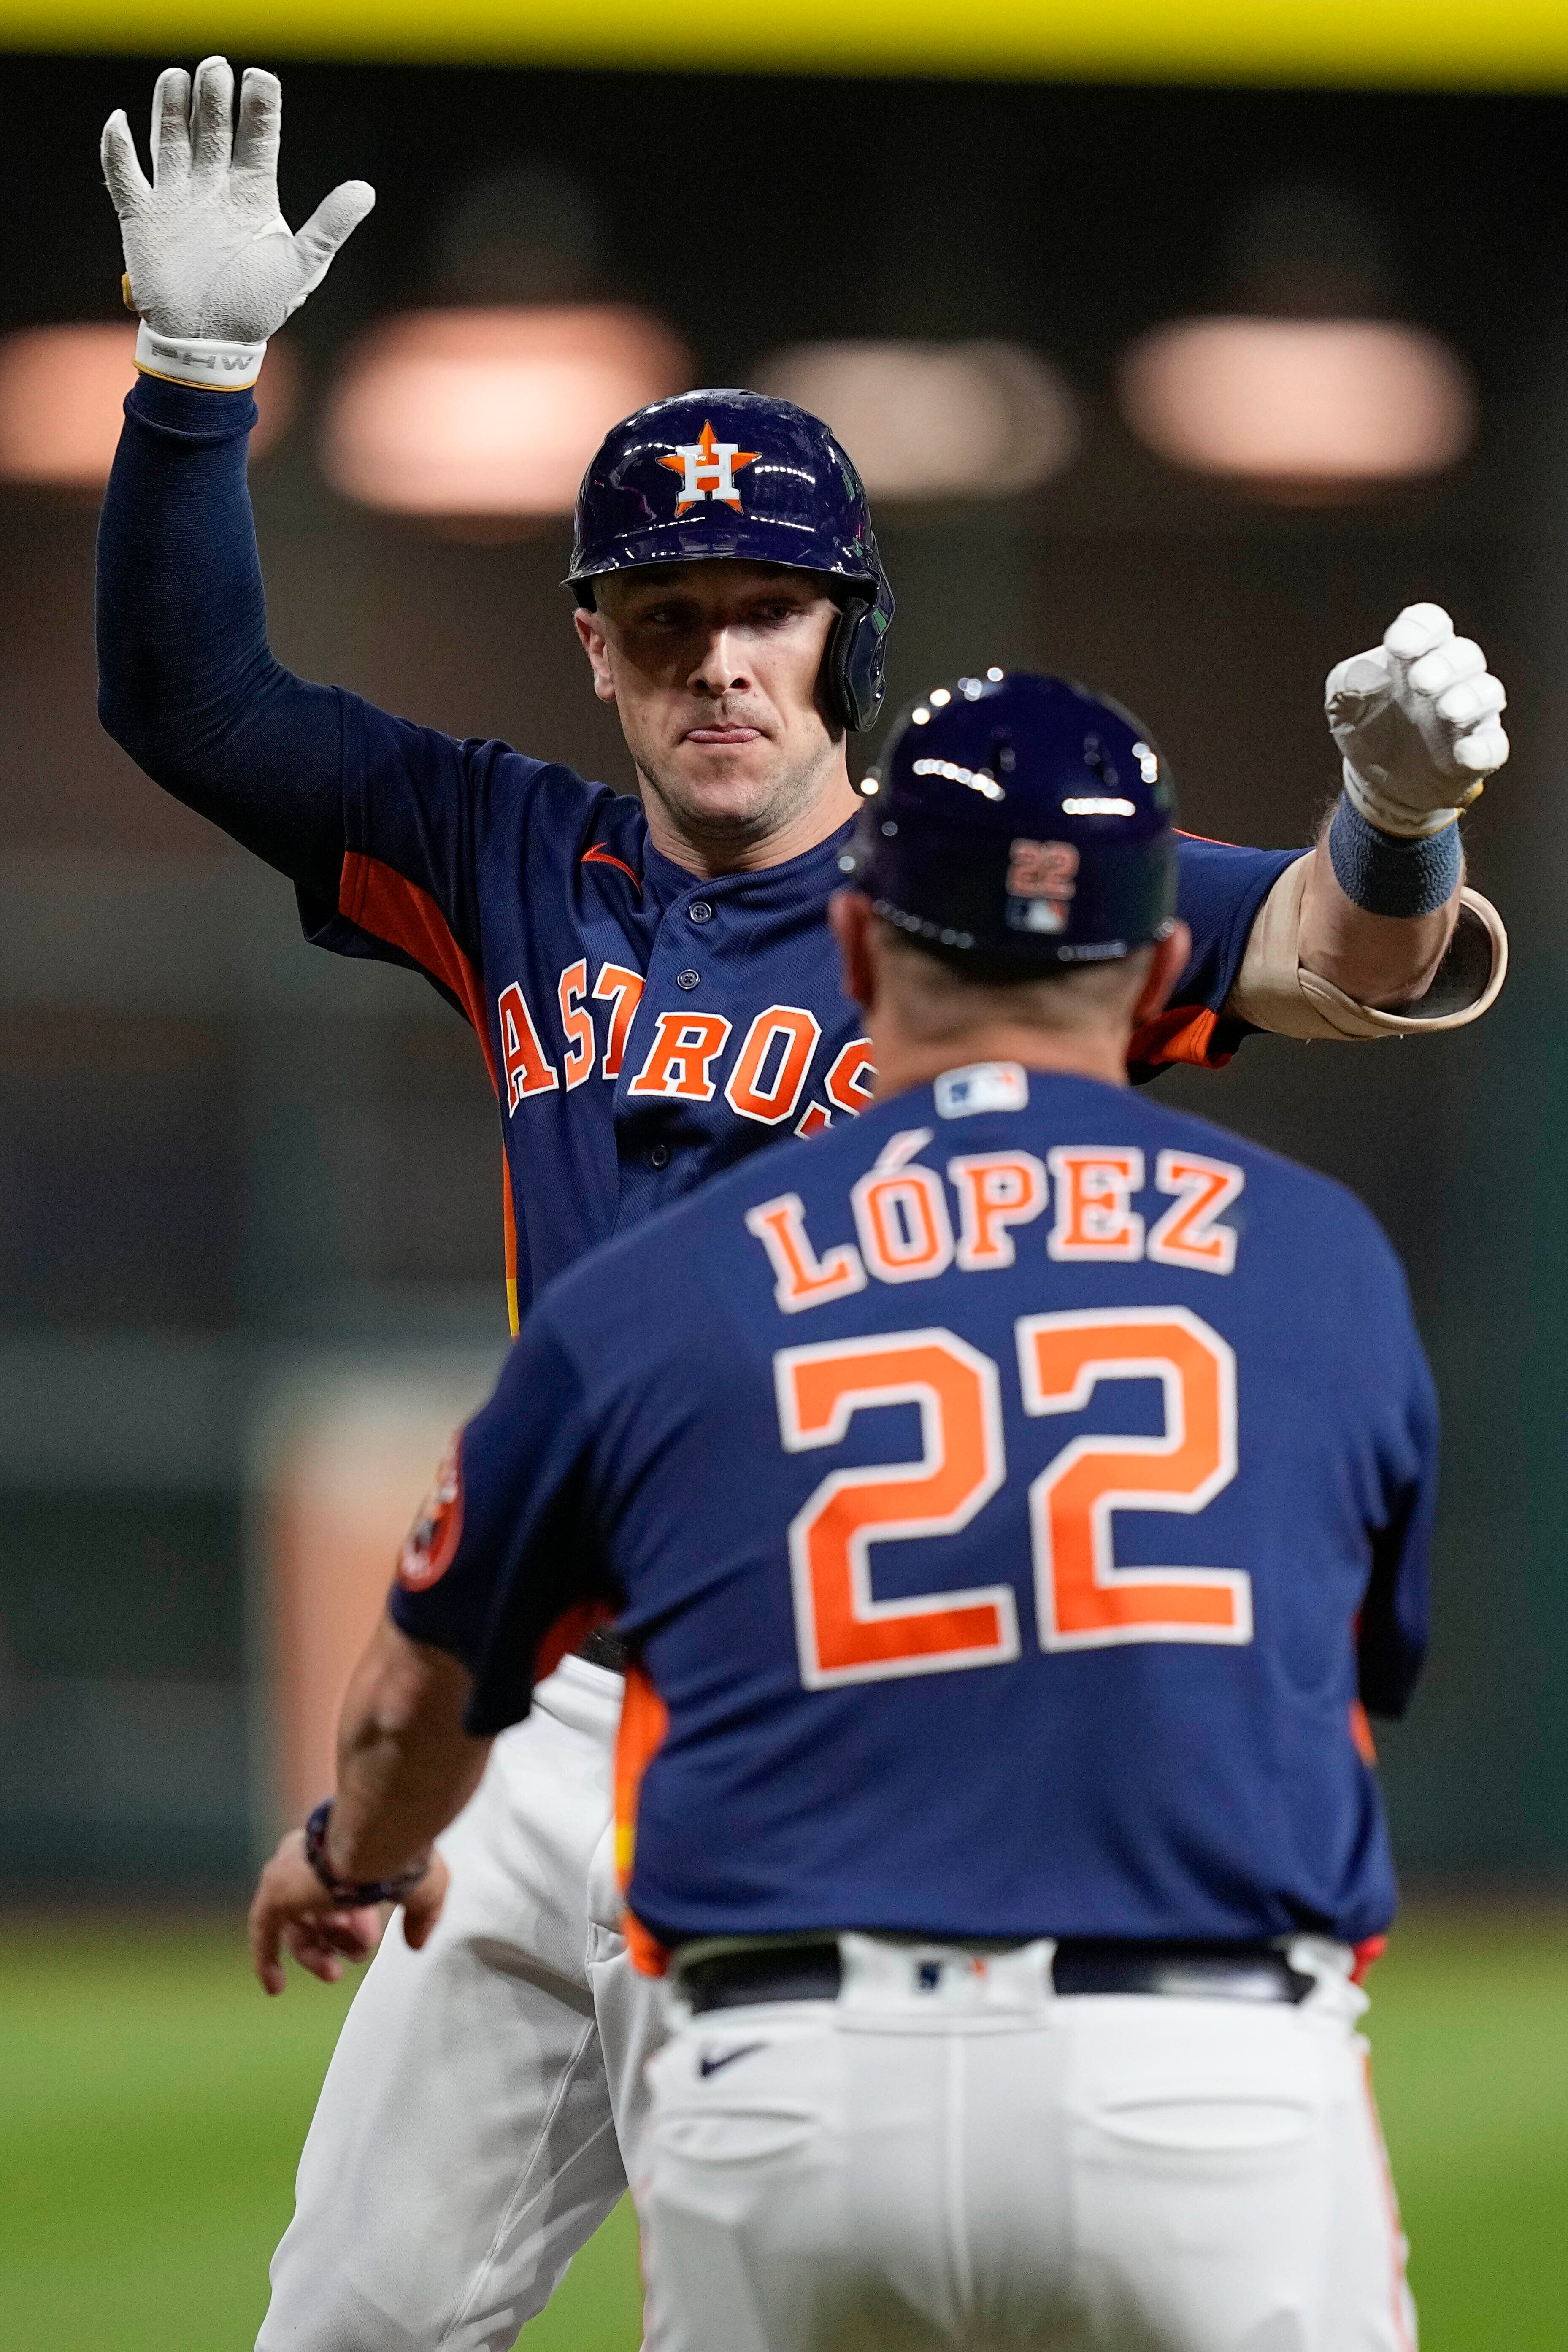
935, 1062, 1030, 1119
399, 1435, 464, 1592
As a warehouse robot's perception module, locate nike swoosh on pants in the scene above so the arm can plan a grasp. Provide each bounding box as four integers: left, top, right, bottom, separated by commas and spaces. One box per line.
698, 2042, 765, 2078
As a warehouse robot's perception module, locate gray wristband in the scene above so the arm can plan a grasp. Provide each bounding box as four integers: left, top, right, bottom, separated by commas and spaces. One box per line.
1327, 793, 1462, 919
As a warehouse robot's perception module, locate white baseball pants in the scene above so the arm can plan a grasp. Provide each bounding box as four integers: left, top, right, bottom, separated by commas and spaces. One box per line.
638, 1936, 1416, 2352
257, 1654, 660, 2352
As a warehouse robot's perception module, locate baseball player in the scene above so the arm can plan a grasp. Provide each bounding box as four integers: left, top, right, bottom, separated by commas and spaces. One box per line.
251, 668, 1436, 2352
99, 59, 1494, 2352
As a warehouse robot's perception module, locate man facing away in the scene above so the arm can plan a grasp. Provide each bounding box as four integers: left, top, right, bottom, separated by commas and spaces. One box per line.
96, 60, 1497, 2348
253, 669, 1436, 2352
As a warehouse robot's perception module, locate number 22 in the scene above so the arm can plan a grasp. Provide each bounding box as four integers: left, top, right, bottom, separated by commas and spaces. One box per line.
775, 1308, 1245, 1690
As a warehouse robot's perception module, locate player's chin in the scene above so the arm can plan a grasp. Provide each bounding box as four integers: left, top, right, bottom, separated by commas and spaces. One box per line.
665, 754, 780, 825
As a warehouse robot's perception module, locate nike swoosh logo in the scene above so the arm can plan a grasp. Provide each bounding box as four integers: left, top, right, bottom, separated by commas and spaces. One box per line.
699, 2041, 765, 2078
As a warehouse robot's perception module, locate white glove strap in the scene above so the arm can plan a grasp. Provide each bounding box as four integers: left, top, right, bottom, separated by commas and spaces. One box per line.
135, 319, 266, 392
1341, 756, 1479, 841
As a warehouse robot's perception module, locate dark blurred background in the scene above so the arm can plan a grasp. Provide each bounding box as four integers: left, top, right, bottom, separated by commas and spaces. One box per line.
1, 56, 1565, 1896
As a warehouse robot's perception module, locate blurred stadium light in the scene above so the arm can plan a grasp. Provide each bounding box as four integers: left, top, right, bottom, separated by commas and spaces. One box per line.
321, 304, 689, 518
0, 327, 138, 488
1117, 316, 1476, 496
0, 324, 295, 487
754, 341, 1079, 502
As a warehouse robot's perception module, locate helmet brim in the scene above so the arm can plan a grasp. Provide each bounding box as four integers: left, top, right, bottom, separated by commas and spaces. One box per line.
564, 523, 880, 600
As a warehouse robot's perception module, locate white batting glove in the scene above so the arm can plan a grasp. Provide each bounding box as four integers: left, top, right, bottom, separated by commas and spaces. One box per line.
101, 57, 374, 389
1325, 603, 1509, 839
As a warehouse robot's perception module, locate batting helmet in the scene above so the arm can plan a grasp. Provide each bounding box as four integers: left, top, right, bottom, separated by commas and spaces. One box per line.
838, 670, 1178, 971
566, 389, 895, 732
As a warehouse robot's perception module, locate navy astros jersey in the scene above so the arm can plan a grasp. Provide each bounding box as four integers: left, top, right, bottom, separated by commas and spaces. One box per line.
310, 711, 1294, 1328
392, 1062, 1436, 1965
97, 376, 1294, 1336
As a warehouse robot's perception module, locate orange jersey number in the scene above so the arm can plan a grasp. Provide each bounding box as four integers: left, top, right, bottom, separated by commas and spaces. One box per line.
775, 1330, 1016, 1688
774, 1308, 1249, 1687
1017, 1306, 1248, 1648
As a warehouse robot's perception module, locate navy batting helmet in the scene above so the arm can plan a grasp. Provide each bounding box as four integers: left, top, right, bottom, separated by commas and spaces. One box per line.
566, 389, 895, 732
838, 670, 1178, 971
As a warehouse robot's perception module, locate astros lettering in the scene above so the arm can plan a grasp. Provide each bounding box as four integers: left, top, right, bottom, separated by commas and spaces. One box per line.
498, 969, 875, 1134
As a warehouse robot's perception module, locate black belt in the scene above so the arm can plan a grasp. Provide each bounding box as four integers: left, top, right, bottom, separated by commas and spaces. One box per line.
679, 1938, 1315, 2014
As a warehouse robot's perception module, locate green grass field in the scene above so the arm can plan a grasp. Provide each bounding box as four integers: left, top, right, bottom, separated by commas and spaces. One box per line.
1, 1905, 1563, 2349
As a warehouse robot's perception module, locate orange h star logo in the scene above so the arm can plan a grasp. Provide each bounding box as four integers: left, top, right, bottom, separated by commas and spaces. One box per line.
659, 420, 760, 511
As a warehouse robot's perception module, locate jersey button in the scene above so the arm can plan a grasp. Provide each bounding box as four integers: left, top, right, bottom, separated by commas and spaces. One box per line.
648, 1142, 671, 1170
687, 900, 713, 923
676, 967, 701, 990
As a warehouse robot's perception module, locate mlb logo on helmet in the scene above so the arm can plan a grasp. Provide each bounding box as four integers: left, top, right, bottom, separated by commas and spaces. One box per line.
1006, 839, 1080, 933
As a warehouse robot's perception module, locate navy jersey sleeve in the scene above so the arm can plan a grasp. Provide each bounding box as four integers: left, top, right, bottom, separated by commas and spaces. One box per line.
295, 695, 502, 1024
1130, 836, 1300, 1079
1357, 1468, 1435, 1718
97, 376, 343, 898
388, 1315, 618, 1730
97, 377, 564, 1028
1335, 1214, 1448, 1712
1354, 1268, 1439, 1719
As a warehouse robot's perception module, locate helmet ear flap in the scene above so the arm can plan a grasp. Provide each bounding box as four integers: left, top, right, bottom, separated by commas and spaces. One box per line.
826, 595, 886, 733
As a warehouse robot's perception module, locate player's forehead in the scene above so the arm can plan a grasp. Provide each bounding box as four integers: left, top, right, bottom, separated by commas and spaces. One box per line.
597, 558, 832, 614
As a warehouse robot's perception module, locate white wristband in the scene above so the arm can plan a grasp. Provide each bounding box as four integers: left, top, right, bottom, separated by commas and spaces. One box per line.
135, 320, 266, 392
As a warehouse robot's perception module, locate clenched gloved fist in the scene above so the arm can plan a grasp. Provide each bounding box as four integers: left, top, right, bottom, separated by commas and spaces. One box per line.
1325, 603, 1509, 840
102, 57, 373, 376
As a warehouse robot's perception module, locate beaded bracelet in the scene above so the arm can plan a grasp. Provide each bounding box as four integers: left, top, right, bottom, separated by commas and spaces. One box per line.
303, 1798, 431, 1908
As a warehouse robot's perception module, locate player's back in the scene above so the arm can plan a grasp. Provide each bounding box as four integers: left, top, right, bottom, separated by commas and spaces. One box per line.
479, 1057, 1436, 1964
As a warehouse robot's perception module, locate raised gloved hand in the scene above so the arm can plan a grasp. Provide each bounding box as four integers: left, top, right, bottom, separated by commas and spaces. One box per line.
102, 57, 374, 380
1325, 603, 1509, 839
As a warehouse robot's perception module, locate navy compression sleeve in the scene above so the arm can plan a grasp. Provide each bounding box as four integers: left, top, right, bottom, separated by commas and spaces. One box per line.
95, 376, 343, 899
